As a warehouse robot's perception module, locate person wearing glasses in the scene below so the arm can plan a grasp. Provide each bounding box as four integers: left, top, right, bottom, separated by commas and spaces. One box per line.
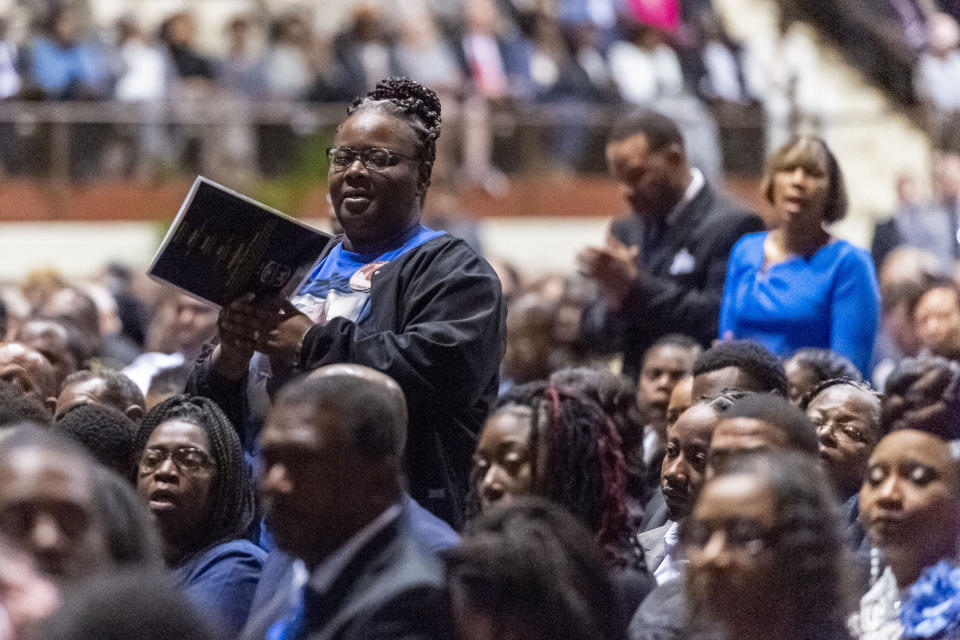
189, 77, 505, 528
801, 378, 882, 550
676, 451, 851, 640
133, 394, 265, 637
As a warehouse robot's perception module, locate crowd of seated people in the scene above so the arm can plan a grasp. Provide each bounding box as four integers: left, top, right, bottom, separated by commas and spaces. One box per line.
0, 1, 761, 180
8, 72, 960, 640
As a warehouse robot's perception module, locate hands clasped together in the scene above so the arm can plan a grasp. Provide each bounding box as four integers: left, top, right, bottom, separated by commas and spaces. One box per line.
576, 234, 640, 309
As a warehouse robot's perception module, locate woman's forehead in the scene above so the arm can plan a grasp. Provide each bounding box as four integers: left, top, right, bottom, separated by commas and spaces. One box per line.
335, 106, 420, 150
771, 138, 829, 172
871, 429, 950, 467
148, 418, 211, 449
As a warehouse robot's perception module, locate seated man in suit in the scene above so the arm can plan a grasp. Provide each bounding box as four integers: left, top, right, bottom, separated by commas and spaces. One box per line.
629, 394, 820, 640
242, 366, 451, 640
636, 392, 740, 584
577, 110, 764, 379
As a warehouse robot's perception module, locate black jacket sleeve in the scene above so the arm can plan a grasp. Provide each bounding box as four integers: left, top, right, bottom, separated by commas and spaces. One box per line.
184, 344, 249, 440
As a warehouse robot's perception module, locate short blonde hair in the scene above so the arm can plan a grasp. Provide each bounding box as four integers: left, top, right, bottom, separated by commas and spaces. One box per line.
761, 135, 848, 223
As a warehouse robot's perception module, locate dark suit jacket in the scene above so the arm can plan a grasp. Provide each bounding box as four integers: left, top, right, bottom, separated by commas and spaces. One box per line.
639, 491, 669, 533
628, 578, 721, 640
242, 518, 450, 640
582, 183, 764, 378
636, 523, 671, 575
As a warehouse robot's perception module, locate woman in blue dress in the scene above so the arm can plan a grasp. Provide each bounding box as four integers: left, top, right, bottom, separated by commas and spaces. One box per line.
718, 135, 880, 375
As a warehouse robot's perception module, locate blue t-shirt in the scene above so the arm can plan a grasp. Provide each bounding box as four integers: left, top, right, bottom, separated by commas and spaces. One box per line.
718, 232, 880, 374
291, 225, 444, 325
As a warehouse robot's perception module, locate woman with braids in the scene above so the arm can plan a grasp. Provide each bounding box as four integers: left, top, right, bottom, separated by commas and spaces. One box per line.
471, 382, 655, 629
133, 394, 265, 637
190, 76, 505, 528
670, 451, 852, 640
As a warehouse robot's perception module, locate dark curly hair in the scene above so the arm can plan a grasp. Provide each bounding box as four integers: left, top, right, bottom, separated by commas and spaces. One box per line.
0, 379, 52, 428
348, 77, 442, 199
882, 356, 960, 439
684, 451, 851, 640
693, 340, 788, 396
447, 497, 625, 640
787, 348, 860, 386
469, 382, 629, 565
133, 395, 254, 559
55, 403, 137, 477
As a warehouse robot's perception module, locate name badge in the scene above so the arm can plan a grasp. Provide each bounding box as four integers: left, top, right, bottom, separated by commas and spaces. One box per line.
669, 248, 696, 275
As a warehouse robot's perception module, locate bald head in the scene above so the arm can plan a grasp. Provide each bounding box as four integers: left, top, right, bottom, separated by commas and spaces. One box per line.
282, 366, 407, 459
0, 342, 57, 411
309, 363, 404, 396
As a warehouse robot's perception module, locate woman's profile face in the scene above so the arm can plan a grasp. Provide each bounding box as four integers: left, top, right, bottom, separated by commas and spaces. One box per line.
685, 473, 778, 617
473, 407, 536, 511
859, 430, 960, 564
136, 419, 219, 545
328, 108, 424, 250
769, 142, 831, 227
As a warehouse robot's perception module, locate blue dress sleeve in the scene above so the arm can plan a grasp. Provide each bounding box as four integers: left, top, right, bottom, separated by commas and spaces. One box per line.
829, 247, 881, 375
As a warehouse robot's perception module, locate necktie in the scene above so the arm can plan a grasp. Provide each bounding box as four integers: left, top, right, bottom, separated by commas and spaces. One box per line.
266, 586, 324, 640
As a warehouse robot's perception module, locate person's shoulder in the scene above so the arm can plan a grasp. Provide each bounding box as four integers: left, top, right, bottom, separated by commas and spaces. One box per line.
729, 230, 767, 258
828, 239, 875, 270
176, 539, 267, 587
332, 528, 447, 638
400, 233, 499, 278
194, 539, 268, 568
700, 184, 758, 218
404, 494, 460, 555
629, 577, 689, 636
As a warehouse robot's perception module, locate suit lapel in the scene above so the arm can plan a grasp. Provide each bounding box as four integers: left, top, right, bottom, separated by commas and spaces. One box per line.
637, 523, 671, 573
648, 185, 712, 275
304, 520, 402, 640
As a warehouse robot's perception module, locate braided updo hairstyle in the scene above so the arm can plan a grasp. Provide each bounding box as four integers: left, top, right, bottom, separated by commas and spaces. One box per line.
468, 382, 630, 567
347, 77, 442, 198
133, 394, 255, 558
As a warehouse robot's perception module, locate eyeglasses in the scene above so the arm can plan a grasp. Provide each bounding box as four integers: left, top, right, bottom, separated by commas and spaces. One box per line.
326, 146, 416, 172
813, 418, 870, 444
682, 518, 778, 556
139, 447, 214, 474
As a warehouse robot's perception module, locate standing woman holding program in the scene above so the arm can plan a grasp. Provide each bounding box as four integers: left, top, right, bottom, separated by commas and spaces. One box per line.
718, 135, 880, 375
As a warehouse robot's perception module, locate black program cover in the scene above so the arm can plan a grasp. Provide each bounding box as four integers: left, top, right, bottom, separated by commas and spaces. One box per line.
148, 177, 333, 308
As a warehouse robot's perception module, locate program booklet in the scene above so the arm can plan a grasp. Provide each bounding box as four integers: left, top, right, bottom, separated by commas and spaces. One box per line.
148, 176, 333, 309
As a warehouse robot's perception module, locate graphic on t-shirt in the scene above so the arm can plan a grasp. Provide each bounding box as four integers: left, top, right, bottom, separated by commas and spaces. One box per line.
289, 225, 445, 325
